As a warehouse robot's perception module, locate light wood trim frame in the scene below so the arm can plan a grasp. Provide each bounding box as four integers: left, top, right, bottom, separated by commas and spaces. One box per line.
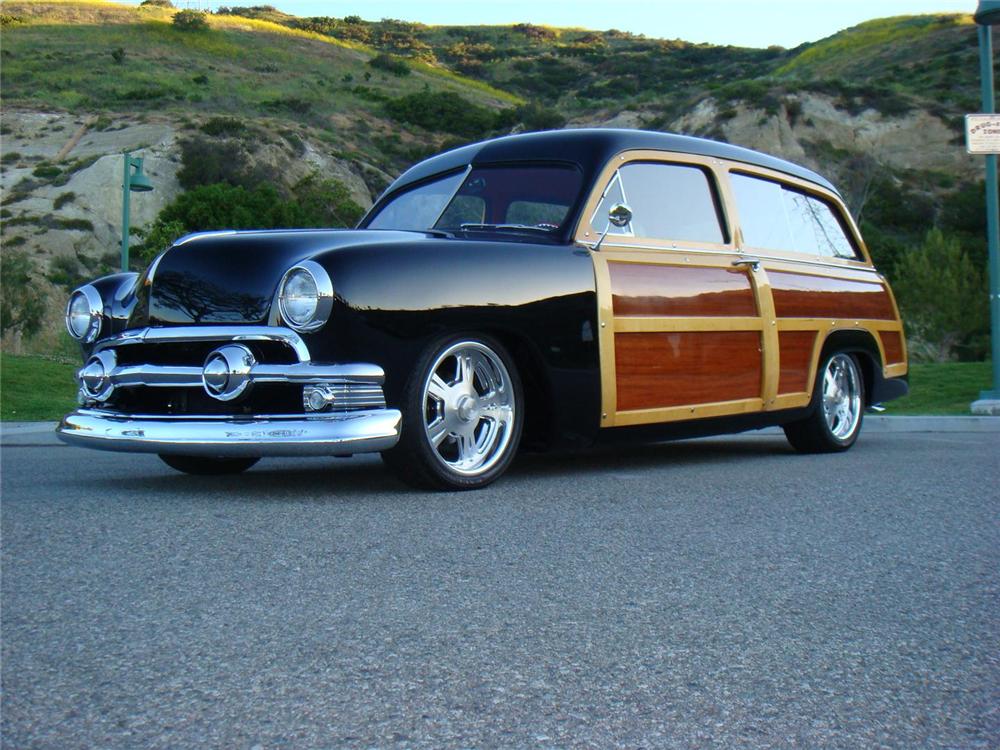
578, 149, 908, 430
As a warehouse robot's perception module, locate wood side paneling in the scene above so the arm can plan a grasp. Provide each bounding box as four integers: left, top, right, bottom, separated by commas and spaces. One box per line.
610, 263, 757, 317
769, 271, 896, 320
616, 331, 761, 411
777, 331, 816, 394
879, 331, 904, 364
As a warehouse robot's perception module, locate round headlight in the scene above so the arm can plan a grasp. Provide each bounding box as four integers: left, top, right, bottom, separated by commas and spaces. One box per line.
65, 285, 103, 343
277, 261, 332, 332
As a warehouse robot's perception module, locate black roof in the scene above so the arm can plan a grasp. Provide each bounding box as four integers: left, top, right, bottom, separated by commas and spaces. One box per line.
381, 128, 838, 198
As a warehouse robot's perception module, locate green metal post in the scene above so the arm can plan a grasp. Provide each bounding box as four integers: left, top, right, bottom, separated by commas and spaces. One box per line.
980, 26, 1000, 399
121, 152, 131, 272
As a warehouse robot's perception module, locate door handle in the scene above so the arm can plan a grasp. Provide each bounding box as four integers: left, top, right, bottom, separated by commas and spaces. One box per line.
732, 257, 762, 271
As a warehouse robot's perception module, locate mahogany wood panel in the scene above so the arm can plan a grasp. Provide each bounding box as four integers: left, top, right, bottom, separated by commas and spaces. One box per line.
879, 331, 904, 364
610, 262, 757, 317
616, 331, 761, 411
777, 331, 817, 394
769, 271, 896, 320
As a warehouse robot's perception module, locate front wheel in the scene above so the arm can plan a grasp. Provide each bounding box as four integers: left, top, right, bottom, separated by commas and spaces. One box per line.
382, 335, 523, 491
784, 352, 865, 453
159, 455, 260, 475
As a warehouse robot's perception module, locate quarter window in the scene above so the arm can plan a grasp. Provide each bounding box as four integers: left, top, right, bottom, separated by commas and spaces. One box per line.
591, 162, 726, 244
731, 172, 859, 259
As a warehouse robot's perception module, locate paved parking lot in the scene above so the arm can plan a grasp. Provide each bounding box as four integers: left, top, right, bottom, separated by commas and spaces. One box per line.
2, 431, 998, 748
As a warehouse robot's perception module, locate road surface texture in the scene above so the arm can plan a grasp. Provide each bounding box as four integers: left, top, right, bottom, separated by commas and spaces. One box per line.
3, 432, 998, 748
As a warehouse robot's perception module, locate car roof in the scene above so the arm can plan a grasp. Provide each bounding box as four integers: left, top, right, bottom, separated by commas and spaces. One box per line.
380, 128, 839, 198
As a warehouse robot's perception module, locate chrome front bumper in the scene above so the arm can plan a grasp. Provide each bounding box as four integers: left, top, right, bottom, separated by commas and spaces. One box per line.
56, 408, 401, 457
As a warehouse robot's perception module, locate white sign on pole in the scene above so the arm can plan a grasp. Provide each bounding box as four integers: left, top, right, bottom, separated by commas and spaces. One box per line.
965, 114, 1000, 154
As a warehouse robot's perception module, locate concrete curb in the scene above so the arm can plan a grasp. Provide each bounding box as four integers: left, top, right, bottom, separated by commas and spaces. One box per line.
2, 415, 999, 448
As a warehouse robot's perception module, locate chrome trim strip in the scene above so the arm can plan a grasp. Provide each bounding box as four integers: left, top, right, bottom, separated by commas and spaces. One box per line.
582, 240, 874, 272
93, 326, 311, 363
56, 408, 402, 457
94, 361, 386, 390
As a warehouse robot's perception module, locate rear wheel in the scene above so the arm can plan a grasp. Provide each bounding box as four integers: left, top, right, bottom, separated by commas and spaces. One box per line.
784, 352, 864, 453
159, 455, 260, 475
382, 335, 523, 491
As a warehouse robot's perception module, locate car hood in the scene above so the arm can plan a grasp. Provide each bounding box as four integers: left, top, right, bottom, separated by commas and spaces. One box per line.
130, 229, 427, 327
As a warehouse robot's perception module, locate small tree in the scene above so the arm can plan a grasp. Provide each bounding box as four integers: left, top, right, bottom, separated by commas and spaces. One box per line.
172, 9, 208, 31
1, 250, 48, 350
893, 229, 989, 361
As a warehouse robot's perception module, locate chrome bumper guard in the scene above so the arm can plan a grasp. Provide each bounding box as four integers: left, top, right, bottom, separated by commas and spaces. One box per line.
57, 408, 401, 457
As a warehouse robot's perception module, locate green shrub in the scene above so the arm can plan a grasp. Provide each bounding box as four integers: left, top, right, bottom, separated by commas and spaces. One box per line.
111, 47, 126, 65
385, 91, 495, 138
200, 116, 246, 137
47, 254, 88, 292
32, 164, 61, 179
893, 229, 988, 362
54, 218, 94, 232
141, 0, 174, 6
0, 250, 47, 341
172, 9, 208, 31
53, 192, 76, 210
368, 53, 411, 76
136, 179, 363, 262
177, 136, 269, 190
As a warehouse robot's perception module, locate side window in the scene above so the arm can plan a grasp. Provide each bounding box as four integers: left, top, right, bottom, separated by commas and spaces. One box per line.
731, 172, 859, 260
591, 162, 726, 244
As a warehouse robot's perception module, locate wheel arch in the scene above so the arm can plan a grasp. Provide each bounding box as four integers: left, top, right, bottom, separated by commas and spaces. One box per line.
477, 325, 556, 451
816, 329, 883, 407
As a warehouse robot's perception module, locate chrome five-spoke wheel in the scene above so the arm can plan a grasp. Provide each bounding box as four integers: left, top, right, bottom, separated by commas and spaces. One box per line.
784, 351, 865, 453
383, 335, 523, 490
422, 341, 516, 477
821, 353, 862, 440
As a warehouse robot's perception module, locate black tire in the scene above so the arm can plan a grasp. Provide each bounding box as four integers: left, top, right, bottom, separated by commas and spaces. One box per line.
784, 352, 865, 453
382, 334, 524, 491
159, 454, 260, 475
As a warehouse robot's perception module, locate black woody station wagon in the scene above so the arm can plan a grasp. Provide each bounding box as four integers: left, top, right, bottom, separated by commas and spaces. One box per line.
58, 129, 909, 489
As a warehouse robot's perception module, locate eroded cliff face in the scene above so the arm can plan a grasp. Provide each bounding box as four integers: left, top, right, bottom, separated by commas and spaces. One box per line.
572, 92, 977, 217
670, 93, 975, 179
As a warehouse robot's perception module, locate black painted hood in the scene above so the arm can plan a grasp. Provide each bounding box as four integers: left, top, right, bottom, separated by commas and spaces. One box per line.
129, 229, 425, 327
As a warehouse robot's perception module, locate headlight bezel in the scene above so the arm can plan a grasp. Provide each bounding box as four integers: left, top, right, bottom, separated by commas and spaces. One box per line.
277, 260, 333, 333
65, 285, 104, 343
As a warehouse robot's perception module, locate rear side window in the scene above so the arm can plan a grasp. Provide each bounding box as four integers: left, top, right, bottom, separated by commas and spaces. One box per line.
591, 162, 727, 244
731, 172, 859, 259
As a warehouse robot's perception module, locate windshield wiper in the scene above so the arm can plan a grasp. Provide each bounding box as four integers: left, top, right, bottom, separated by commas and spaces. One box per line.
456, 223, 557, 234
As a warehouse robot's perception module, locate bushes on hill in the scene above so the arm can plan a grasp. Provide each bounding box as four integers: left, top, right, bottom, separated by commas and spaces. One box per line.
368, 53, 411, 77
172, 9, 208, 31
135, 180, 364, 263
385, 92, 496, 139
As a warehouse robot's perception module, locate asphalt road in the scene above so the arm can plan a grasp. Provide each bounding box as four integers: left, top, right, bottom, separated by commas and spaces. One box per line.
2, 431, 998, 749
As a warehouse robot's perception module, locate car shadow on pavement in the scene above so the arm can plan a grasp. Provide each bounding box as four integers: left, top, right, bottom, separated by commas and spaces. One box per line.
75, 435, 794, 500
512, 435, 794, 479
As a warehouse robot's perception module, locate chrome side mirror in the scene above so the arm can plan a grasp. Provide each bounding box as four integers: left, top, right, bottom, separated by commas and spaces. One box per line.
594, 203, 632, 251
608, 203, 632, 228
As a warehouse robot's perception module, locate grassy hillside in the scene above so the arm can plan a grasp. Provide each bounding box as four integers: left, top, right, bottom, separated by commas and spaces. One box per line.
0, 1, 991, 363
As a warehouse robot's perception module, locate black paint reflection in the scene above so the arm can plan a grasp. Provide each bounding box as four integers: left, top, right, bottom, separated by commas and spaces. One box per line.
152, 270, 270, 324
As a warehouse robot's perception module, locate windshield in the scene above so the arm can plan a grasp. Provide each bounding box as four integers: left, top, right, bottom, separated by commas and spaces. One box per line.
366, 164, 584, 235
